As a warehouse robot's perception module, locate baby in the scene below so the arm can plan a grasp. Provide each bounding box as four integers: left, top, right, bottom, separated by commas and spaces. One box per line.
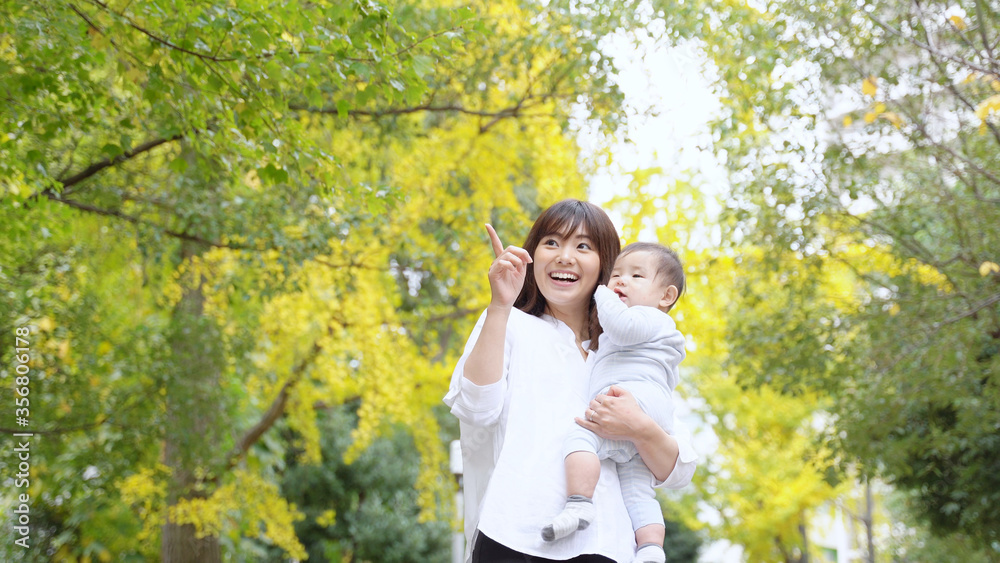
542, 242, 687, 563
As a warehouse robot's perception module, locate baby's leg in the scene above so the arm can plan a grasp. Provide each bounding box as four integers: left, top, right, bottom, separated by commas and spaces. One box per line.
566, 450, 600, 497
542, 451, 599, 542
618, 457, 666, 563
634, 524, 666, 563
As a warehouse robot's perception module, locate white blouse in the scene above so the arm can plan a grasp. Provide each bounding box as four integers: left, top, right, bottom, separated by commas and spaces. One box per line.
444, 308, 698, 561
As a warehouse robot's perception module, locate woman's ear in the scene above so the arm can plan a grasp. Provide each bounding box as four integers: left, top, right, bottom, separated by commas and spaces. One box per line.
659, 285, 679, 310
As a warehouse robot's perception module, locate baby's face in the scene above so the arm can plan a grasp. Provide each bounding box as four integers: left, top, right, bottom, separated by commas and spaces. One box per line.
608, 251, 672, 309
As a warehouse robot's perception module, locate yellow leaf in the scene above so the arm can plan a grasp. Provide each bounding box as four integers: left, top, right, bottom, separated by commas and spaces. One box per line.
889, 303, 900, 316
975, 94, 1000, 121
864, 112, 877, 124
862, 76, 878, 96
842, 115, 853, 127
992, 79, 1000, 92
316, 508, 337, 527
125, 66, 145, 83
97, 341, 113, 355
881, 112, 903, 128
949, 15, 967, 30
979, 261, 1000, 276
37, 317, 55, 332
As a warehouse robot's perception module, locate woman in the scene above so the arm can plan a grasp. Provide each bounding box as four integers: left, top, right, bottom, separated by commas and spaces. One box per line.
445, 200, 697, 562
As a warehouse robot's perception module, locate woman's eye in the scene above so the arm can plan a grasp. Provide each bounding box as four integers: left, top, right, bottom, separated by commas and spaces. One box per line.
544, 239, 558, 246
578, 243, 591, 250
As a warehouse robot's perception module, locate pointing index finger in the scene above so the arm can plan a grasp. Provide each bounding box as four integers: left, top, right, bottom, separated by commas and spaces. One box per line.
485, 223, 504, 258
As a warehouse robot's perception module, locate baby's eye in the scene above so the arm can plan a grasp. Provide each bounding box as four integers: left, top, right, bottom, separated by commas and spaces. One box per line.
611, 273, 620, 278
633, 274, 643, 278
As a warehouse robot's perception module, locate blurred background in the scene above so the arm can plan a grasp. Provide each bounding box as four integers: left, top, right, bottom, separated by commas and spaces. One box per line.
1, 0, 998, 561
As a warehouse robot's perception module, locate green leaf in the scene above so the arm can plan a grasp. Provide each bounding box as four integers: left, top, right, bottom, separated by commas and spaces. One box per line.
411, 55, 434, 78
336, 99, 350, 118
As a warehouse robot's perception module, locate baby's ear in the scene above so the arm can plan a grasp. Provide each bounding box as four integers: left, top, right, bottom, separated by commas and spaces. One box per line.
659, 285, 679, 310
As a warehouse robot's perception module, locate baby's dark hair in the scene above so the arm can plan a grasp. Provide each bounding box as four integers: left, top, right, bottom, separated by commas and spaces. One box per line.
619, 242, 685, 306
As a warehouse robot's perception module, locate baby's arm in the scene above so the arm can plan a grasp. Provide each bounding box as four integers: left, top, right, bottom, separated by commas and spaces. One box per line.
594, 285, 674, 346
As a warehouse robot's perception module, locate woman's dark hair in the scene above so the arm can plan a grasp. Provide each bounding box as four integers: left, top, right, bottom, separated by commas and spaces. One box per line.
514, 199, 621, 351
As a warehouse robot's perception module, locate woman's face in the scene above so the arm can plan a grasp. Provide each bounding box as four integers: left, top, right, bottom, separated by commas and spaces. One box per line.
532, 226, 601, 312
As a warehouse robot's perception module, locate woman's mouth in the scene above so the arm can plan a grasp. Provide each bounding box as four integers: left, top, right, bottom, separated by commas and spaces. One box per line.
549, 271, 579, 286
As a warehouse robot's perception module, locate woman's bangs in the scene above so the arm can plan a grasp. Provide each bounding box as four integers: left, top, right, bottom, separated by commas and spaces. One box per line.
537, 204, 587, 241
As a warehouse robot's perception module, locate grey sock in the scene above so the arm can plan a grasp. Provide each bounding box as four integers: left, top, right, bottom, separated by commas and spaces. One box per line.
541, 495, 595, 542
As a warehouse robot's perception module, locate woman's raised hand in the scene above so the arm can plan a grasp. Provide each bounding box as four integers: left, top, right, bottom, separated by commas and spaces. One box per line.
485, 224, 532, 309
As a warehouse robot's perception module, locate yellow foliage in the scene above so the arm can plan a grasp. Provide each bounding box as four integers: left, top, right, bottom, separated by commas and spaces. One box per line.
316, 509, 337, 528
975, 94, 1000, 121
862, 75, 878, 96
980, 261, 1000, 276
118, 464, 171, 544
691, 374, 846, 559
881, 111, 903, 128
37, 316, 55, 332
168, 470, 307, 560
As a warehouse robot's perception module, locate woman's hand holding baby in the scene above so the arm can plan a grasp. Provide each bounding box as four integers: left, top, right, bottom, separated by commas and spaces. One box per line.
575, 385, 681, 482
575, 385, 649, 441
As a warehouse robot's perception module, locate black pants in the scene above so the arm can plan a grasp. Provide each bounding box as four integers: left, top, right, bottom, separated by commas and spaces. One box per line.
472, 532, 615, 563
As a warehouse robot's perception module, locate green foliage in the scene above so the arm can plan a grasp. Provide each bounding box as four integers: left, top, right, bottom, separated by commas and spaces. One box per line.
1, 0, 673, 559
661, 513, 704, 563
266, 405, 451, 563
662, 0, 1000, 549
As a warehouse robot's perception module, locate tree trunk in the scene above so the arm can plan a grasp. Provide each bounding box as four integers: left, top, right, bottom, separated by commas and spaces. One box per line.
161, 238, 225, 563
798, 518, 809, 563
865, 477, 875, 563
161, 518, 222, 563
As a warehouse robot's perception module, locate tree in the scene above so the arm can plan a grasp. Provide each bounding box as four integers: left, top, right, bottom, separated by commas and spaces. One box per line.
265, 405, 451, 563
647, 0, 1000, 550
603, 174, 847, 561
1, 0, 685, 560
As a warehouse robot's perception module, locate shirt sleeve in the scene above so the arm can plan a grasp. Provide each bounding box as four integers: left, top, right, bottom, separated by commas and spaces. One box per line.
443, 309, 510, 427
594, 285, 675, 347
653, 414, 699, 490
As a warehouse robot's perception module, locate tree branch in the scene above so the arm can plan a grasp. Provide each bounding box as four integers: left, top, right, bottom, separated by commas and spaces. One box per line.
290, 101, 527, 119
84, 0, 238, 62
226, 336, 327, 468
56, 134, 184, 189
0, 421, 106, 435
868, 13, 999, 78
936, 293, 1000, 327
975, 0, 999, 76
41, 190, 234, 249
